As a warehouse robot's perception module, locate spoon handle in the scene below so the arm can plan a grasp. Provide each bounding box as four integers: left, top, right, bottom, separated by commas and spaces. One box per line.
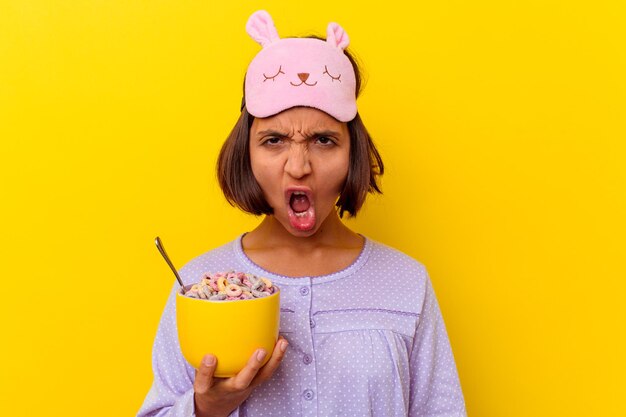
155, 236, 185, 293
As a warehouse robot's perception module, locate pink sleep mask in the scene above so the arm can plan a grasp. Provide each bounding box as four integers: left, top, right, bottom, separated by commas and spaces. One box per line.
244, 10, 358, 122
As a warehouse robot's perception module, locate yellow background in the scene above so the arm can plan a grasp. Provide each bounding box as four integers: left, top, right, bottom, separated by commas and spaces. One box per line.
1, 1, 624, 415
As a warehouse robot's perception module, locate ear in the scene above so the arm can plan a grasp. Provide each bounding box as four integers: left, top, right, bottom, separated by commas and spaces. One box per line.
246, 10, 280, 48
326, 22, 350, 50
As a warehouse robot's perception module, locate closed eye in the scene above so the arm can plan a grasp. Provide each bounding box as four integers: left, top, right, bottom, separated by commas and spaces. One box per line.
263, 66, 285, 82
323, 65, 341, 82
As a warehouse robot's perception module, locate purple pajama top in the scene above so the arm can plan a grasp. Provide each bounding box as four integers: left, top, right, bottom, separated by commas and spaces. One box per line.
138, 235, 466, 416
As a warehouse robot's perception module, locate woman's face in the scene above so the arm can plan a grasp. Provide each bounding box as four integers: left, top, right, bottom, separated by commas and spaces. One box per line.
249, 107, 350, 237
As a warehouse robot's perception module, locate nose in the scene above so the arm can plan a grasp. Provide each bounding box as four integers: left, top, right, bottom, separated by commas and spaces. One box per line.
284, 143, 312, 179
298, 73, 310, 82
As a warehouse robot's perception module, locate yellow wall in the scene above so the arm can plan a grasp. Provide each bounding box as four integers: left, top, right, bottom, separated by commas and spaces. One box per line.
1, 1, 624, 415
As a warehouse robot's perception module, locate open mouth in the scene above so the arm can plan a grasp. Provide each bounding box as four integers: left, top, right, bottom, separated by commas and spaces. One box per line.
290, 191, 311, 215
286, 189, 316, 231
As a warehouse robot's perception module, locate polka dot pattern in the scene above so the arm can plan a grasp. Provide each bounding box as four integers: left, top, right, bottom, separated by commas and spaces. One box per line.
137, 235, 466, 416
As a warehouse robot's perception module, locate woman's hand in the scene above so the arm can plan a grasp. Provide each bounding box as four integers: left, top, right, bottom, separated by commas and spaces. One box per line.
193, 336, 289, 417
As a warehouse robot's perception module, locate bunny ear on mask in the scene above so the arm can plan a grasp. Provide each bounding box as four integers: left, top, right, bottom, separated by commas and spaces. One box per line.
326, 22, 350, 50
246, 10, 280, 47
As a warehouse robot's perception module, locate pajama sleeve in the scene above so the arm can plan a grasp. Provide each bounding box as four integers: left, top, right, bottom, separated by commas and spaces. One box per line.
408, 270, 467, 417
137, 285, 197, 417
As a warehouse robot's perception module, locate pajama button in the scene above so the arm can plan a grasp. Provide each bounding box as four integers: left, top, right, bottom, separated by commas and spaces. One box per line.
309, 318, 316, 328
299, 286, 309, 296
302, 389, 314, 401
303, 354, 312, 365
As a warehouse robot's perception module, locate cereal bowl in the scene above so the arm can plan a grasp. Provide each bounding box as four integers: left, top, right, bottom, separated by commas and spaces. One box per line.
176, 284, 280, 377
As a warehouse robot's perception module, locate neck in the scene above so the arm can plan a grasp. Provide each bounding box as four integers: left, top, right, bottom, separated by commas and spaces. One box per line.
241, 210, 365, 277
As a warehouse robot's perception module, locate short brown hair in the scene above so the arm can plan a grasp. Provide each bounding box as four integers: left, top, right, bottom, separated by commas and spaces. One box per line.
217, 43, 384, 218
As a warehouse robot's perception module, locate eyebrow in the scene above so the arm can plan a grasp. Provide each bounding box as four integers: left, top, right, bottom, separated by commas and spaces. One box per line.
256, 129, 289, 137
255, 129, 342, 138
310, 130, 342, 138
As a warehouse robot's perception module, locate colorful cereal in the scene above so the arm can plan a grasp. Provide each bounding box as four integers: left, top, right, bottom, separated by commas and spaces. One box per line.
182, 271, 277, 301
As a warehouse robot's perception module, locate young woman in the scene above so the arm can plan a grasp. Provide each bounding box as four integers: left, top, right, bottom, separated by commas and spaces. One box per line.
139, 10, 466, 417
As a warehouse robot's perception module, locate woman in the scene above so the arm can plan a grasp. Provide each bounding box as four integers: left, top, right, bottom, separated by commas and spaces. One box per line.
139, 10, 466, 417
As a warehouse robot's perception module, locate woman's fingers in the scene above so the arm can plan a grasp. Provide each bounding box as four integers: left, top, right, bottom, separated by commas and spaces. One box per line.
194, 354, 217, 395
195, 338, 289, 397
228, 348, 268, 391
251, 337, 289, 388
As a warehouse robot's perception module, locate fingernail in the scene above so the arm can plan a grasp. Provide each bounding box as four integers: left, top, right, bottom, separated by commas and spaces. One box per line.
202, 355, 215, 366
280, 340, 289, 353
256, 349, 267, 362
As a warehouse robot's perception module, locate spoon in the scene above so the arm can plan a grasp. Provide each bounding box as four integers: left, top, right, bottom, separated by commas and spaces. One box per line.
155, 236, 185, 294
